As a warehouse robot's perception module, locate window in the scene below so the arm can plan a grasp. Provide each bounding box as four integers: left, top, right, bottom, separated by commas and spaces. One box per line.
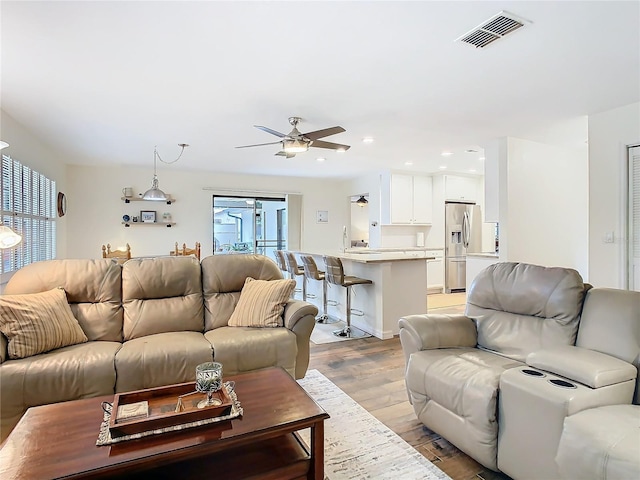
1, 154, 57, 274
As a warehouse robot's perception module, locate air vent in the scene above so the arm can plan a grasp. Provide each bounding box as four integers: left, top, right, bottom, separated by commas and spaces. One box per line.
456, 11, 529, 48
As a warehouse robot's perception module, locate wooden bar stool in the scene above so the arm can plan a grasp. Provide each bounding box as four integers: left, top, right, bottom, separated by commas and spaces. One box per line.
273, 250, 289, 277
284, 251, 306, 301
323, 255, 373, 338
300, 255, 338, 324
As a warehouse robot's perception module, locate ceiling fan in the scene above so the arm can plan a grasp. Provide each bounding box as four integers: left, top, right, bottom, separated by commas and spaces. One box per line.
235, 117, 351, 158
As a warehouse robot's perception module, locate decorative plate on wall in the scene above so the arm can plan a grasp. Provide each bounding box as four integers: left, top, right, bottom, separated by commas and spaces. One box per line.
57, 192, 66, 217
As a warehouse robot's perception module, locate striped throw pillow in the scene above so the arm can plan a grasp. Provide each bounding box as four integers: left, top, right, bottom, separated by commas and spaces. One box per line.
228, 277, 296, 328
0, 287, 88, 359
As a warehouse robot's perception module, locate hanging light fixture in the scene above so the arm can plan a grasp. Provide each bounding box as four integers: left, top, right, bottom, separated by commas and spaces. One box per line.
142, 143, 189, 201
356, 195, 369, 207
0, 141, 21, 248
0, 222, 21, 249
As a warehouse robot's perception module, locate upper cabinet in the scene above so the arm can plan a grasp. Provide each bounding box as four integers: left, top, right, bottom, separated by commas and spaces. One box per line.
444, 175, 478, 203
381, 173, 432, 225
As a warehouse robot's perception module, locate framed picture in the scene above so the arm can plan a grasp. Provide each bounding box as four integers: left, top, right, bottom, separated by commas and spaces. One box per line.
316, 210, 329, 223
140, 210, 156, 223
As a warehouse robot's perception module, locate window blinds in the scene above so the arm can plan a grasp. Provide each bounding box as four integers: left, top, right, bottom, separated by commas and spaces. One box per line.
0, 154, 57, 274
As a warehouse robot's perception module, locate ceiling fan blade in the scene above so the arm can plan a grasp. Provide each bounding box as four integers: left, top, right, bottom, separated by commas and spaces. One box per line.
235, 141, 282, 149
310, 140, 351, 151
275, 151, 296, 158
254, 125, 287, 138
303, 126, 346, 141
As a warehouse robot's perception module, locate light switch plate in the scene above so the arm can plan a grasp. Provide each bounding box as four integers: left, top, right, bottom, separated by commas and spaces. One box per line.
604, 231, 615, 243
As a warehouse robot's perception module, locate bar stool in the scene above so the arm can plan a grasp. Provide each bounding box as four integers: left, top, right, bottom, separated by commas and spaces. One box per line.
273, 250, 288, 277
284, 251, 306, 301
323, 255, 373, 338
300, 255, 338, 324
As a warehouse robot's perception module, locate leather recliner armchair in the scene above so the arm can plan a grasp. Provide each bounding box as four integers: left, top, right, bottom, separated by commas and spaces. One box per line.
399, 262, 588, 471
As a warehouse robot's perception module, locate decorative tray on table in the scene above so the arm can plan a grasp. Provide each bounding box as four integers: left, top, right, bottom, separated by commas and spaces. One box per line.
106, 381, 237, 439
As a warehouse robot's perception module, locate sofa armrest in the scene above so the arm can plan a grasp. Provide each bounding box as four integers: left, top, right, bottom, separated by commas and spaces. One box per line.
398, 314, 477, 362
283, 299, 318, 379
283, 300, 318, 331
527, 346, 637, 389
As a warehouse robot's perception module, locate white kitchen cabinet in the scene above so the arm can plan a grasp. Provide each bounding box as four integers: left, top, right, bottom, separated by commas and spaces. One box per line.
444, 175, 478, 203
386, 173, 432, 224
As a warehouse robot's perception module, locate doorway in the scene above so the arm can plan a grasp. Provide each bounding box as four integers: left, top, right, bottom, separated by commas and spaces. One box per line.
628, 146, 640, 291
212, 196, 287, 259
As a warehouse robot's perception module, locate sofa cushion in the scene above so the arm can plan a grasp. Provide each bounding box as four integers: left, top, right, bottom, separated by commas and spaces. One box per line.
201, 254, 283, 331
0, 287, 88, 359
466, 262, 586, 361
406, 347, 523, 470
205, 326, 296, 378
122, 257, 204, 340
4, 259, 123, 342
228, 277, 296, 328
115, 331, 213, 392
0, 341, 121, 442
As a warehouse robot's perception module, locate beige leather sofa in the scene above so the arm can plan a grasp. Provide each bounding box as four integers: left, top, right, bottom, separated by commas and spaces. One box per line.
0, 254, 317, 442
399, 262, 640, 479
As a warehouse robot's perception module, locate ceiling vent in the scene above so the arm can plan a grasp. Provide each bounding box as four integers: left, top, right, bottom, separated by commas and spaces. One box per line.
456, 11, 530, 48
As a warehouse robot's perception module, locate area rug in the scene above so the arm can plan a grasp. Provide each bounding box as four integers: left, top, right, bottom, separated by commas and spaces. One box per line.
298, 370, 451, 480
310, 320, 370, 345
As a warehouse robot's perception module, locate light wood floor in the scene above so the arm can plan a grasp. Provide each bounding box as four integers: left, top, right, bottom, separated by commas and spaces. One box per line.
308, 336, 510, 480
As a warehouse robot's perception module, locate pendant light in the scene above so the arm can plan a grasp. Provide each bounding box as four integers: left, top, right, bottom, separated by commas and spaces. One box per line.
142, 143, 189, 201
0, 223, 21, 249
356, 195, 369, 207
0, 141, 22, 248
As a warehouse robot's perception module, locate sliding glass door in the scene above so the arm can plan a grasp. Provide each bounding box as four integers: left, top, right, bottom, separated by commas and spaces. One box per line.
212, 196, 287, 259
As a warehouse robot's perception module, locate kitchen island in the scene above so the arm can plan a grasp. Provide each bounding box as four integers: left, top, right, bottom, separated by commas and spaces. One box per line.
293, 250, 434, 339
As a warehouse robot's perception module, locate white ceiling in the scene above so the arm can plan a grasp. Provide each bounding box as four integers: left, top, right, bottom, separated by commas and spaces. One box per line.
1, 1, 639, 179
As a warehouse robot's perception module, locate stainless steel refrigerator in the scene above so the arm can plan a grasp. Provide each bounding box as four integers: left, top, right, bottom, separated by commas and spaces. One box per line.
445, 201, 482, 293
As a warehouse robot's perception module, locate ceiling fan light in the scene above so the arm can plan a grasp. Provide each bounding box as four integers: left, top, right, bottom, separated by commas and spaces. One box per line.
283, 139, 309, 153
356, 195, 368, 207
0, 224, 22, 249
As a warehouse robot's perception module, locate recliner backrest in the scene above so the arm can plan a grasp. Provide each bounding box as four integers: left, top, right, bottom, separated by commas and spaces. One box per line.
576, 287, 640, 403
201, 254, 283, 330
122, 256, 203, 340
466, 262, 587, 361
4, 259, 123, 342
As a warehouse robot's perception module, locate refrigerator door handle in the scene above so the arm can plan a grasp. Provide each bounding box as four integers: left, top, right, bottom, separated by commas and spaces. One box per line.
462, 211, 470, 248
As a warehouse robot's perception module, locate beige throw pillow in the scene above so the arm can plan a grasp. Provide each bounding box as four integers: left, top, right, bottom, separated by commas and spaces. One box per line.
0, 287, 88, 359
228, 277, 296, 328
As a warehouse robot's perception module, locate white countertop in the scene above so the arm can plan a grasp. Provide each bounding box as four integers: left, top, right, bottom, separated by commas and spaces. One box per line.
467, 252, 500, 259
295, 249, 435, 263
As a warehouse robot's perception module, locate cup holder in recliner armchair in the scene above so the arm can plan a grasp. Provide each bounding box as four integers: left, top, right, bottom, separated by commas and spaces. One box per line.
521, 368, 546, 377
548, 379, 577, 389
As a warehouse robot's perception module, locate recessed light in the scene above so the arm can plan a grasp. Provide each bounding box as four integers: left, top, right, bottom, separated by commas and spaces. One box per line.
316, 157, 326, 162
439, 166, 447, 170
336, 148, 346, 153
479, 157, 485, 161
441, 151, 453, 157
469, 168, 477, 173
362, 137, 374, 143
404, 161, 413, 166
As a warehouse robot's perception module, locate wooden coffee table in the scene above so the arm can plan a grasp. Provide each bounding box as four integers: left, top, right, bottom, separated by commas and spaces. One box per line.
0, 367, 329, 479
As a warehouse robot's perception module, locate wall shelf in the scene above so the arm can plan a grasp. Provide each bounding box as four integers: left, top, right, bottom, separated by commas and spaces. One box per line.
121, 197, 175, 205
122, 222, 176, 228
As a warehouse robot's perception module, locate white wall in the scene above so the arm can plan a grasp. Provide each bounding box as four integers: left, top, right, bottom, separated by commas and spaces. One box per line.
588, 102, 640, 288
66, 165, 348, 259
504, 137, 589, 277
0, 110, 68, 258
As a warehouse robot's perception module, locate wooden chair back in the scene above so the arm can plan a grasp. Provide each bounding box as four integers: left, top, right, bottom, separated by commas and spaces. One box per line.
170, 242, 201, 260
101, 243, 131, 264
